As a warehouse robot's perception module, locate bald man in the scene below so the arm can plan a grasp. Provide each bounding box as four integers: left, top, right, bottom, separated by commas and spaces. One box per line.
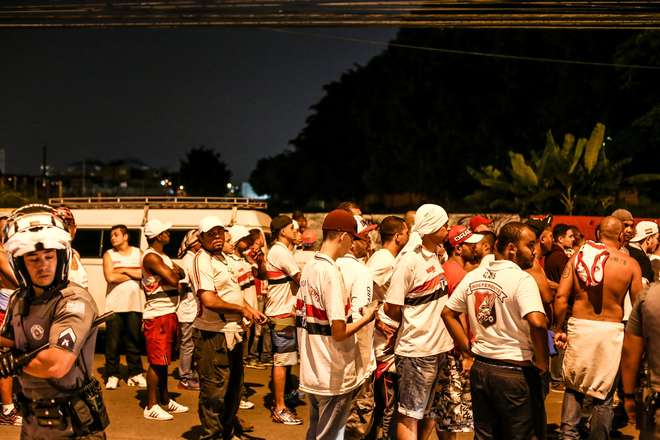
554, 216, 644, 440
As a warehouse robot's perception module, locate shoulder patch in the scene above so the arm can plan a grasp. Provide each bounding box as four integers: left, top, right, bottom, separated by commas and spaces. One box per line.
65, 300, 86, 317
56, 327, 77, 349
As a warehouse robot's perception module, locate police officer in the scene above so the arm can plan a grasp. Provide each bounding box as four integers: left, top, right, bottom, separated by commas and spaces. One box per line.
621, 282, 660, 439
0, 204, 108, 439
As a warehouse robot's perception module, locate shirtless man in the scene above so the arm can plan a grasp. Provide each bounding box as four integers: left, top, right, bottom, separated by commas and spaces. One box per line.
553, 216, 644, 440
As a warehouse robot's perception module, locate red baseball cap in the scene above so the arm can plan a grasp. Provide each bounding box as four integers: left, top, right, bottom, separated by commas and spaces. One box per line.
322, 209, 359, 238
469, 215, 492, 231
447, 225, 484, 247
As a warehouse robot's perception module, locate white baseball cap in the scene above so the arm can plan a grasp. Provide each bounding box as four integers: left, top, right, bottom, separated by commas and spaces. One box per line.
199, 216, 225, 233
144, 219, 172, 239
228, 225, 250, 245
631, 220, 659, 242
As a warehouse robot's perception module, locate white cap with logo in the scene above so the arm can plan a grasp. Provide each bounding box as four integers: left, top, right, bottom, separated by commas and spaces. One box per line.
631, 220, 659, 242
144, 219, 172, 239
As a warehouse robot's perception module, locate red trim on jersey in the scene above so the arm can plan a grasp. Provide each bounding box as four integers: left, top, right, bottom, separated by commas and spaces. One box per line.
410, 274, 442, 293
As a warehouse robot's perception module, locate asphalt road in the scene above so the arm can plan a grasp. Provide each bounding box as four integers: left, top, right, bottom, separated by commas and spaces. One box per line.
0, 354, 639, 439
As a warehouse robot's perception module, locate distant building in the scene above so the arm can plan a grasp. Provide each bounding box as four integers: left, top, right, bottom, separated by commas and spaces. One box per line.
62, 159, 174, 196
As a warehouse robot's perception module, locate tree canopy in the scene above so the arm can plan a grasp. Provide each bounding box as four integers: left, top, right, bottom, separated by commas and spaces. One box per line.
250, 29, 660, 213
179, 146, 232, 196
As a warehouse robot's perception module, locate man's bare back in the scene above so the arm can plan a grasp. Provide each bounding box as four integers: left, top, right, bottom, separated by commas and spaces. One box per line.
554, 216, 643, 327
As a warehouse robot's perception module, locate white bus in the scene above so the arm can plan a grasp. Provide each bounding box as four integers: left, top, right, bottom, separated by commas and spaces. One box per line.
48, 196, 272, 313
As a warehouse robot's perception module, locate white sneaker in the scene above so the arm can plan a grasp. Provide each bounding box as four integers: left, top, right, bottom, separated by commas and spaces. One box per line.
127, 373, 147, 388
239, 399, 255, 410
143, 405, 173, 421
105, 376, 119, 390
166, 399, 189, 414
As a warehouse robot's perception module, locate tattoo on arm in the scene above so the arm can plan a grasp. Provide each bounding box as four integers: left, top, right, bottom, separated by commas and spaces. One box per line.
561, 265, 571, 279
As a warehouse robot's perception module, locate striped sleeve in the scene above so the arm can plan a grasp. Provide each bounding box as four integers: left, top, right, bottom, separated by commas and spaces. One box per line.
191, 252, 215, 293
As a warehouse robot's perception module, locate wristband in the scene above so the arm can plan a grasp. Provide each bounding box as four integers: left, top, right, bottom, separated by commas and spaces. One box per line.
622, 392, 636, 399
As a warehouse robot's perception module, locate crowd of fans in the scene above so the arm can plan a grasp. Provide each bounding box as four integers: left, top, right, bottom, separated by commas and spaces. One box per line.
1, 203, 660, 440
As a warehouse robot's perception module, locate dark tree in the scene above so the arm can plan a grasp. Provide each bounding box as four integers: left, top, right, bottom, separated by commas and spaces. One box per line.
180, 146, 232, 196
251, 28, 659, 210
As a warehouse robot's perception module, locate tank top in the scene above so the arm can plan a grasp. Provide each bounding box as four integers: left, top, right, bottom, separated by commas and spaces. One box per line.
142, 248, 180, 319
106, 247, 144, 313
68, 252, 88, 288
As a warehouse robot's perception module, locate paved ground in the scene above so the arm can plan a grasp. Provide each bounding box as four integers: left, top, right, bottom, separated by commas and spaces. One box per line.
0, 354, 640, 439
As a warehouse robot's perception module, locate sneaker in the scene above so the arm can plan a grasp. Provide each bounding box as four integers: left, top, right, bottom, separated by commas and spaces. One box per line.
127, 373, 147, 388
271, 407, 303, 425
550, 382, 565, 393
166, 399, 189, 414
105, 376, 119, 390
245, 359, 267, 370
0, 408, 22, 426
239, 400, 255, 410
144, 405, 173, 421
177, 379, 201, 391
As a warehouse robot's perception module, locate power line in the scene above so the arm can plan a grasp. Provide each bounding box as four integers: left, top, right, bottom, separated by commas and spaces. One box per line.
264, 28, 660, 70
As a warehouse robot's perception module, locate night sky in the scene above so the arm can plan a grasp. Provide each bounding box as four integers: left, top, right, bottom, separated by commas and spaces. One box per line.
0, 28, 396, 182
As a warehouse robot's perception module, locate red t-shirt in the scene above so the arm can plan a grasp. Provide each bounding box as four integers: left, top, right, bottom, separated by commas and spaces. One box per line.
442, 259, 467, 296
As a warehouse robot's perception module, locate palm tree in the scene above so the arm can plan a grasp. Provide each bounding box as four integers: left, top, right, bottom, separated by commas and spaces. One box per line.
467, 123, 660, 215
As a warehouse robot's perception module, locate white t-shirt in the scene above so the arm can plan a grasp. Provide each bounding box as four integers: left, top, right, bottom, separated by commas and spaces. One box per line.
367, 248, 396, 301
266, 242, 300, 317
294, 249, 316, 272
296, 252, 360, 396
105, 247, 144, 313
191, 249, 244, 333
228, 254, 258, 310
446, 259, 545, 362
177, 251, 199, 323
385, 246, 454, 357
141, 248, 180, 319
337, 253, 376, 380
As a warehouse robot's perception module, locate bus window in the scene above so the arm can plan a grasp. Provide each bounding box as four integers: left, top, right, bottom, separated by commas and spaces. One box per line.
163, 229, 191, 260
101, 228, 142, 255
73, 228, 104, 258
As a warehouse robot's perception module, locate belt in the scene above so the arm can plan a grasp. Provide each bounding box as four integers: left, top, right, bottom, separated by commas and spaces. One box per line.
474, 355, 532, 371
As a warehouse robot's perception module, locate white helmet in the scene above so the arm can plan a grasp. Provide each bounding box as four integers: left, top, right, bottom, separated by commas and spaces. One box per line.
3, 204, 72, 288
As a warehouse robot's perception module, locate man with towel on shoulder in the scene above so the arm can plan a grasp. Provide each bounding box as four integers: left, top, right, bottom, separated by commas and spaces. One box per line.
553, 216, 644, 439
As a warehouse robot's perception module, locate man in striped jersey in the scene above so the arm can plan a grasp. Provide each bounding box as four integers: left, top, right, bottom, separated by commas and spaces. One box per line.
296, 209, 378, 440
382, 204, 453, 440
265, 215, 304, 425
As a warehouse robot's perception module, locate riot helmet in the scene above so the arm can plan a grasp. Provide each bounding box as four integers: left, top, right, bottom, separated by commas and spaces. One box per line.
3, 204, 72, 288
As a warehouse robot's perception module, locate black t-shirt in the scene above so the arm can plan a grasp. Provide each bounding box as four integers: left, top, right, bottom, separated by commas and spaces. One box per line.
544, 245, 569, 283
626, 245, 654, 283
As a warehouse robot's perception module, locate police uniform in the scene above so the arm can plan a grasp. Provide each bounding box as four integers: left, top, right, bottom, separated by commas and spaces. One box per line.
1, 283, 106, 439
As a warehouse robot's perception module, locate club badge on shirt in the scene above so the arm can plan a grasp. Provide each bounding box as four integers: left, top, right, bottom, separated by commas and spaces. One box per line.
57, 327, 77, 349
475, 291, 497, 327
469, 280, 507, 328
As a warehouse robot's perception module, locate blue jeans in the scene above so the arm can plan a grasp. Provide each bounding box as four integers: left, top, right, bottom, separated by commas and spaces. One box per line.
395, 353, 446, 420
306, 390, 356, 440
560, 386, 615, 440
178, 322, 196, 381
